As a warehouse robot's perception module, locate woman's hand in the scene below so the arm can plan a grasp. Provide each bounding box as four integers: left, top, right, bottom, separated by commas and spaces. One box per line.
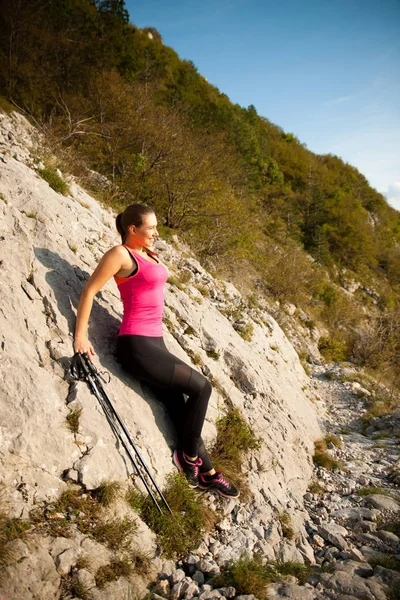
73, 336, 95, 360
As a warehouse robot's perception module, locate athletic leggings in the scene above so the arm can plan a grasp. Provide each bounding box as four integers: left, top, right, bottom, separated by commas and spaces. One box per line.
117, 335, 213, 472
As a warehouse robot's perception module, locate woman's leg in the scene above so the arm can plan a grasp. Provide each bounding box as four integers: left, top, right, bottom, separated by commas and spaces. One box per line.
145, 380, 214, 473
117, 335, 211, 459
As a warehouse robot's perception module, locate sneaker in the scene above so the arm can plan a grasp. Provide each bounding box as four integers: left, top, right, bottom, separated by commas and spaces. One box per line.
173, 449, 202, 488
198, 471, 240, 498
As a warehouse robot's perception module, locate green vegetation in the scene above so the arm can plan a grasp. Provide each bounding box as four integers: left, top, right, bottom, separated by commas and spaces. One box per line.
206, 349, 220, 360
167, 275, 186, 290
368, 554, 400, 572
307, 481, 325, 494
278, 511, 295, 540
208, 407, 262, 496
126, 473, 215, 558
95, 558, 133, 588
196, 284, 210, 297
0, 95, 15, 114
30, 486, 137, 550
66, 408, 82, 434
215, 554, 313, 597
387, 584, 400, 600
92, 481, 122, 506
313, 439, 344, 471
0, 509, 31, 569
238, 323, 255, 342
357, 486, 399, 500
37, 167, 70, 195
324, 434, 342, 448
1, 0, 400, 388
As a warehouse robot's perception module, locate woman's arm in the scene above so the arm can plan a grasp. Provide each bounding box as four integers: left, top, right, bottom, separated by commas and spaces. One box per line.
73, 246, 126, 357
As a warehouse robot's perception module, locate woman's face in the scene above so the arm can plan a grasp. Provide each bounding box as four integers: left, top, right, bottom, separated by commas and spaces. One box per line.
131, 212, 159, 249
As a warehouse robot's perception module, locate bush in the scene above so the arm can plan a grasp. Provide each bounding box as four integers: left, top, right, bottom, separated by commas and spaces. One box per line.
37, 167, 70, 195
318, 336, 349, 362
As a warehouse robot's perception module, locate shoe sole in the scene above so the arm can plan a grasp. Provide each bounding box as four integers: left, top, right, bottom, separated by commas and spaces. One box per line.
197, 484, 240, 499
173, 450, 198, 488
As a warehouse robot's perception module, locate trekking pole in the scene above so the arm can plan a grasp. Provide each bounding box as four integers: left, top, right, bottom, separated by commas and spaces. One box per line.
79, 353, 172, 514
71, 353, 172, 515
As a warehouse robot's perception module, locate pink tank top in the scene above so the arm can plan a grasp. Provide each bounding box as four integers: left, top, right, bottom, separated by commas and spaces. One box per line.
114, 247, 168, 337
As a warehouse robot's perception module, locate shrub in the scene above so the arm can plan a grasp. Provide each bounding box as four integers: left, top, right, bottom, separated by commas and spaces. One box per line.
318, 336, 349, 362
0, 96, 15, 114
38, 167, 70, 195
206, 350, 220, 360
127, 473, 215, 558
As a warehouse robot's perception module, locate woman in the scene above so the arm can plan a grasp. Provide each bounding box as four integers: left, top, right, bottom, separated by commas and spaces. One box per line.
74, 203, 239, 498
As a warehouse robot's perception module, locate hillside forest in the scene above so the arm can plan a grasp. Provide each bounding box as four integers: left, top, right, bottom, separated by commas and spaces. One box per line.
0, 0, 399, 390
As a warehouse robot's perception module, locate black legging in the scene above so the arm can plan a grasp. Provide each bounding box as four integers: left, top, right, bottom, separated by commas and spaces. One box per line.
117, 335, 213, 472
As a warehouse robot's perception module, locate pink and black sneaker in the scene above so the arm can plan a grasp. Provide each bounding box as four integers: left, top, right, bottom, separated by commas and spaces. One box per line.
173, 449, 202, 488
198, 470, 240, 498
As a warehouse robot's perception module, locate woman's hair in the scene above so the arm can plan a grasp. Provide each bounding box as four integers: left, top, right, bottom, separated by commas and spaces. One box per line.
116, 203, 154, 243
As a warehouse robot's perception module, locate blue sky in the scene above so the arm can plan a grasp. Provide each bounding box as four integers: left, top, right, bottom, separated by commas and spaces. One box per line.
126, 0, 400, 211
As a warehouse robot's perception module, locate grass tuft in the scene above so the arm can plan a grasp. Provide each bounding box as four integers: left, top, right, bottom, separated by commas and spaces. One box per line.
313, 439, 344, 471
307, 481, 325, 495
92, 516, 137, 551
278, 511, 295, 540
66, 408, 82, 434
357, 486, 399, 500
324, 434, 342, 448
92, 481, 122, 506
215, 555, 313, 597
0, 509, 31, 569
127, 473, 215, 558
215, 553, 274, 598
38, 167, 70, 195
95, 558, 133, 588
368, 554, 400, 572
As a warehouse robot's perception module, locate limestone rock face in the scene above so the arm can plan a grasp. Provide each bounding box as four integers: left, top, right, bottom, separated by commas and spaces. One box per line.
0, 110, 322, 597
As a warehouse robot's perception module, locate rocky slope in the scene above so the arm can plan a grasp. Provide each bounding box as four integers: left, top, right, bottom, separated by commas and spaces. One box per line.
0, 110, 399, 600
